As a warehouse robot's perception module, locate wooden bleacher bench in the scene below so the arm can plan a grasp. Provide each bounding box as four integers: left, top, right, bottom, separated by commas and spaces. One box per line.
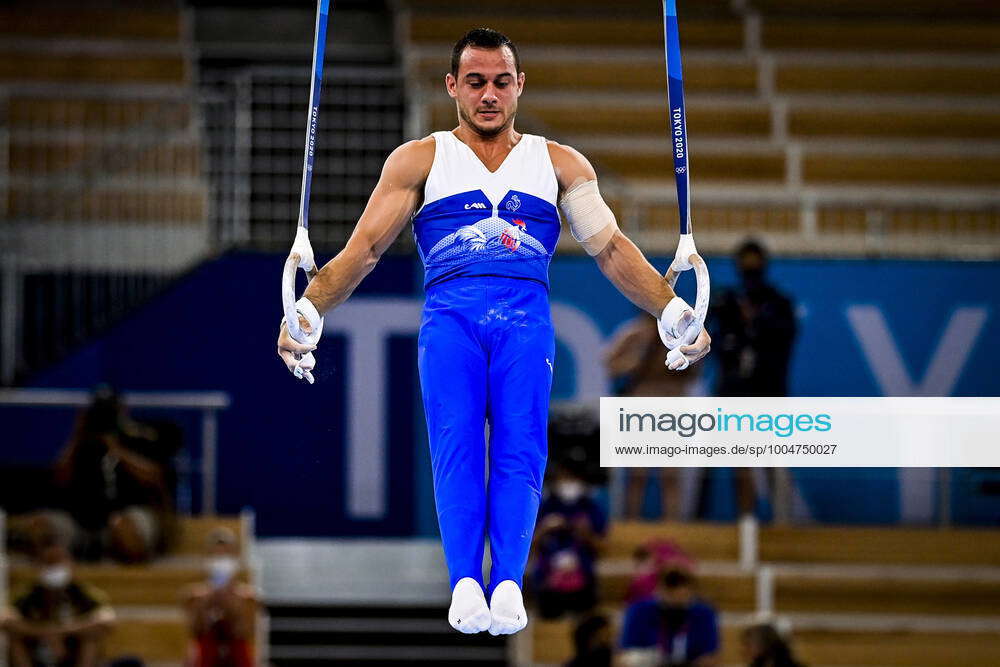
0, 9, 182, 41
404, 0, 735, 16
775, 63, 1000, 96
793, 625, 1000, 666
105, 609, 189, 663
0, 52, 188, 84
8, 187, 209, 224
774, 571, 1000, 616
789, 108, 1000, 140
172, 515, 249, 557
762, 20, 1000, 52
408, 15, 743, 50
817, 207, 1000, 238
9, 97, 193, 132
760, 524, 1000, 566
10, 140, 201, 176
753, 0, 1000, 20
802, 153, 1000, 186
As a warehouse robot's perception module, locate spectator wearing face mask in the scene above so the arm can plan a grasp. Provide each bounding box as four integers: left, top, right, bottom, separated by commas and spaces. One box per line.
710, 239, 795, 398
619, 569, 719, 667
1, 537, 116, 667
624, 541, 696, 604
181, 528, 258, 667
709, 239, 797, 521
531, 464, 607, 619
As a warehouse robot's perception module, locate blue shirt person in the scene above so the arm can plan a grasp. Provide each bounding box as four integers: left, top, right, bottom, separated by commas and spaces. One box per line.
619, 569, 720, 666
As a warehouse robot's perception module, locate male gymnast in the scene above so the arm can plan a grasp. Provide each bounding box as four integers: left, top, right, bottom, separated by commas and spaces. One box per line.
277, 28, 711, 636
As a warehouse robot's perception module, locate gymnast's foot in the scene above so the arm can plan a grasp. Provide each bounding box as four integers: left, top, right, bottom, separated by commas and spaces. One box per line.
448, 577, 492, 634
488, 580, 528, 636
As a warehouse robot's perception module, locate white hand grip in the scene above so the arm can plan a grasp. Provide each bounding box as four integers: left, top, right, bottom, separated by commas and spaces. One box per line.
667, 252, 710, 334
665, 232, 709, 373
282, 251, 304, 341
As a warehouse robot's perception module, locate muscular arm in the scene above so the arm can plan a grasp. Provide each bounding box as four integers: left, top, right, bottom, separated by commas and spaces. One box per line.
547, 141, 674, 316
548, 140, 710, 368
594, 232, 675, 316
302, 138, 432, 314
277, 138, 432, 371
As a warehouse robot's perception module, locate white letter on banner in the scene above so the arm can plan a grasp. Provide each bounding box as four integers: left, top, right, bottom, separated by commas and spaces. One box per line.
550, 303, 610, 400
847, 306, 987, 396
326, 299, 423, 520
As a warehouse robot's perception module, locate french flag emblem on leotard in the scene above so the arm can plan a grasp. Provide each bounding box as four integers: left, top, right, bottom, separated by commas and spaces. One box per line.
500, 219, 526, 251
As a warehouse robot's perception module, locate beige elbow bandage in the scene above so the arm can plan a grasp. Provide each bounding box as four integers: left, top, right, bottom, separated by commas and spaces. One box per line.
559, 179, 619, 256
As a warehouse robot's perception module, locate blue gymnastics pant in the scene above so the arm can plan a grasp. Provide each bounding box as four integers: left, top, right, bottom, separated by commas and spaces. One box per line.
418, 275, 555, 594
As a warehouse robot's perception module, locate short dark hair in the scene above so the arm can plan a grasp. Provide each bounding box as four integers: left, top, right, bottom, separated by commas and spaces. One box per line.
662, 568, 694, 590
450, 28, 521, 77
736, 238, 768, 261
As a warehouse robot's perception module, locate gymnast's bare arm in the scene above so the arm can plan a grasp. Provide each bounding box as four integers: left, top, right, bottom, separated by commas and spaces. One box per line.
276, 137, 433, 370
548, 140, 711, 367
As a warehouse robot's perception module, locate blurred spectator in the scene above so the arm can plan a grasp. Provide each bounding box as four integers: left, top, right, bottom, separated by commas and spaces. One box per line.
548, 404, 605, 488
710, 239, 796, 397
605, 313, 700, 520
619, 568, 719, 667
741, 624, 804, 667
710, 240, 797, 520
565, 614, 613, 667
532, 463, 607, 619
1, 536, 116, 667
624, 540, 695, 604
182, 528, 258, 667
25, 385, 179, 562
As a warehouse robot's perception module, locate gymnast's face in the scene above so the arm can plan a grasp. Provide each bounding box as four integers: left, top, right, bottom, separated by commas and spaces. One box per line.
447, 46, 524, 137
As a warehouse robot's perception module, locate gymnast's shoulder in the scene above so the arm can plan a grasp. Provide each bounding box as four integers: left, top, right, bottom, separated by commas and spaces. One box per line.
380, 136, 436, 186
546, 139, 598, 193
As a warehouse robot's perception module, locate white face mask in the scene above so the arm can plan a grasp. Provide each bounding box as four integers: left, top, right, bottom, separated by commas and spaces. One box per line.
39, 565, 71, 590
556, 480, 586, 503
207, 556, 239, 589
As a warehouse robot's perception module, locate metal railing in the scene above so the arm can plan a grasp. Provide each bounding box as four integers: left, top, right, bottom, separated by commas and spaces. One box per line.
200, 66, 406, 253
0, 389, 230, 515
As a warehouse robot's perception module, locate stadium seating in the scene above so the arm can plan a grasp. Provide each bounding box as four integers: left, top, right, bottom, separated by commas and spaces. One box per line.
401, 0, 1000, 258
408, 15, 743, 50
0, 8, 183, 40
2, 3, 211, 379
4, 515, 259, 665
513, 519, 1000, 665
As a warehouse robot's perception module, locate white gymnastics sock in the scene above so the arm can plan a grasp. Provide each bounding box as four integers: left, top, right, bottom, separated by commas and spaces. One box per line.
448, 577, 492, 634
488, 580, 528, 636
